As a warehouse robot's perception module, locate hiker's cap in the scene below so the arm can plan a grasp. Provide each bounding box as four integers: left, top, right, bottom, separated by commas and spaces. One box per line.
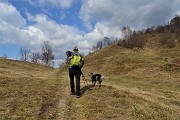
73, 46, 78, 51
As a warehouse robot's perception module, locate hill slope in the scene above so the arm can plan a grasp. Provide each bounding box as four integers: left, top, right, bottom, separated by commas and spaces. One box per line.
84, 38, 180, 76
0, 58, 60, 119
76, 34, 180, 119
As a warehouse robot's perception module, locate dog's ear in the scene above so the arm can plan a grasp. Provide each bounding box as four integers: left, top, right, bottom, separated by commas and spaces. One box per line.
88, 72, 93, 76
91, 73, 94, 76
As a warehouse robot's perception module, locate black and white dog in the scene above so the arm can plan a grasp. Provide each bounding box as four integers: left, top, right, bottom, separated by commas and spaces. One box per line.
88, 72, 104, 88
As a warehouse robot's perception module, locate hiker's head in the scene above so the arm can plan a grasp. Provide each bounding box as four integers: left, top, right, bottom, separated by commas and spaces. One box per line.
73, 46, 78, 52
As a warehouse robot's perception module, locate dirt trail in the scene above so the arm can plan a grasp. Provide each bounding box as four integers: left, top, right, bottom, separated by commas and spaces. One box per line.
55, 70, 70, 120
56, 88, 70, 120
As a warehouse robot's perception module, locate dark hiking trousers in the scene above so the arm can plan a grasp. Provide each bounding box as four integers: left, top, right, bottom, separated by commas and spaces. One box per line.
69, 67, 81, 96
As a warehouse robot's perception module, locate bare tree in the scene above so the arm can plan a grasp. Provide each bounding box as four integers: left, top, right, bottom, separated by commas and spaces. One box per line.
103, 37, 111, 47
119, 27, 145, 48
41, 41, 54, 66
19, 48, 30, 61
121, 26, 132, 40
31, 52, 40, 63
91, 40, 103, 52
92, 37, 112, 52
170, 15, 180, 33
97, 41, 103, 50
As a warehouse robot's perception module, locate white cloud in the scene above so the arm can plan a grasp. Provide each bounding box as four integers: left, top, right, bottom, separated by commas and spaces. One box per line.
23, 14, 86, 56
80, 0, 180, 30
81, 22, 122, 49
0, 21, 25, 44
0, 2, 26, 27
0, 2, 26, 44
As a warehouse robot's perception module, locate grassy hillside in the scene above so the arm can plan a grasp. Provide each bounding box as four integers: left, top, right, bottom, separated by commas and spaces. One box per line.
84, 34, 180, 76
0, 58, 60, 119
78, 33, 180, 119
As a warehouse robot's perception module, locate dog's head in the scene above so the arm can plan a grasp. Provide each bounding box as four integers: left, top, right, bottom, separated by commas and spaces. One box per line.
88, 72, 94, 76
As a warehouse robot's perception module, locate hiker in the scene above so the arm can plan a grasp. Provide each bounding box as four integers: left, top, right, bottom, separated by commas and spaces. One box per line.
66, 46, 84, 98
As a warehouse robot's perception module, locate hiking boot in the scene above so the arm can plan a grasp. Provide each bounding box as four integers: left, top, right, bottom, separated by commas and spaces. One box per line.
76, 95, 80, 98
76, 93, 81, 98
71, 92, 76, 95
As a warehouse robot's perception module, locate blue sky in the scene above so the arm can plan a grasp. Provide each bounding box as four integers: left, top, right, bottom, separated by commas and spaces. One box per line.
0, 0, 180, 66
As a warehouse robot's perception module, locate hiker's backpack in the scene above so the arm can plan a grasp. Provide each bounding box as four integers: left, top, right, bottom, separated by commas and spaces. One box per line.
70, 54, 84, 68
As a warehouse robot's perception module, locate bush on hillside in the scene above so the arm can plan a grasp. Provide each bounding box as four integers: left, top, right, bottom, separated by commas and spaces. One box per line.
118, 31, 146, 48
160, 34, 176, 48
117, 15, 180, 49
170, 15, 180, 33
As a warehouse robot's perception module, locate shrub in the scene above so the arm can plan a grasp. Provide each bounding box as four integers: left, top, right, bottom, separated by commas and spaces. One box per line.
118, 31, 146, 49
160, 34, 176, 48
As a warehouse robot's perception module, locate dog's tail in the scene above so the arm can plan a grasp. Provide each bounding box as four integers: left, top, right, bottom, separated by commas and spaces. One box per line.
101, 75, 105, 80
101, 75, 110, 80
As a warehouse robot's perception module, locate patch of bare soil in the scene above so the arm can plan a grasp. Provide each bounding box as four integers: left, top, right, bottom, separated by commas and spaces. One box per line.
171, 58, 180, 65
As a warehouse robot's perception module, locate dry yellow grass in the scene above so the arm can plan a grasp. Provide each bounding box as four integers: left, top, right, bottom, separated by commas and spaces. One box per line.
0, 58, 60, 119
1, 34, 180, 119
71, 36, 180, 119
56, 68, 180, 120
